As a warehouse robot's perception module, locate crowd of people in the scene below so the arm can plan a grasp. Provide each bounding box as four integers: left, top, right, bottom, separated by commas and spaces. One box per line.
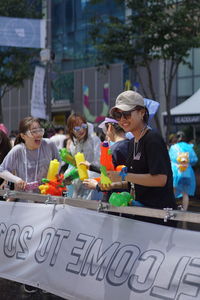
0, 90, 198, 212
0, 90, 199, 294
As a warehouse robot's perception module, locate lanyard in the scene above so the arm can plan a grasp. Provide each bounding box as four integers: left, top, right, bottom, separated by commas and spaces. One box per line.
24, 145, 40, 182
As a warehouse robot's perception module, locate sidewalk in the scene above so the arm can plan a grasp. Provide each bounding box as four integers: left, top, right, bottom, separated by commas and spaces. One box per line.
0, 279, 64, 300
179, 196, 200, 231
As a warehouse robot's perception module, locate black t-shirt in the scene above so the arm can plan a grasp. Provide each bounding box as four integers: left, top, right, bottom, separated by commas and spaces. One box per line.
111, 139, 129, 167
126, 130, 177, 209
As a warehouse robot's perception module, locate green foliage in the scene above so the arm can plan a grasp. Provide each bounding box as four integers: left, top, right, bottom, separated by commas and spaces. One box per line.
90, 0, 200, 68
89, 0, 200, 138
0, 0, 42, 18
0, 48, 38, 91
52, 72, 74, 102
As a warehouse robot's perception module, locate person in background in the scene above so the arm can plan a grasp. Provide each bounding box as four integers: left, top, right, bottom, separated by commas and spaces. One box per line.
82, 117, 130, 201
0, 116, 60, 194
65, 113, 101, 200
50, 126, 67, 151
9, 130, 19, 147
87, 122, 102, 159
50, 126, 71, 174
169, 131, 198, 210
168, 133, 177, 149
0, 130, 12, 193
0, 123, 8, 135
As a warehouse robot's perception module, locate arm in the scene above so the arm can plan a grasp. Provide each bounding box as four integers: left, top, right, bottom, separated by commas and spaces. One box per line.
79, 161, 101, 173
0, 146, 25, 187
126, 173, 167, 187
107, 171, 167, 187
0, 170, 22, 183
0, 170, 26, 190
98, 180, 128, 191
83, 179, 98, 190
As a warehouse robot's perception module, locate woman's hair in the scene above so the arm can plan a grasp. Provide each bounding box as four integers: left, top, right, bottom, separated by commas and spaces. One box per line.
14, 116, 40, 145
134, 105, 149, 124
67, 113, 88, 143
0, 130, 12, 163
176, 131, 186, 142
106, 123, 125, 135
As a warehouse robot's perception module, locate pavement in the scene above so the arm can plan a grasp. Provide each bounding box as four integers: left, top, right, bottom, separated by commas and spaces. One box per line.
179, 196, 200, 231
0, 196, 199, 299
0, 280, 64, 299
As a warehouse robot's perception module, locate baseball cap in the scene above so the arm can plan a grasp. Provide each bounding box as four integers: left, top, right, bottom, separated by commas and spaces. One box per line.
98, 117, 118, 134
110, 90, 145, 114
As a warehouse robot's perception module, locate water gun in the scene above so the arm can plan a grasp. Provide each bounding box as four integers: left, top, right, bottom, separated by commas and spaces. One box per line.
109, 192, 133, 207
39, 159, 67, 196
39, 174, 67, 196
63, 168, 79, 184
100, 141, 127, 185
46, 159, 60, 180
109, 191, 143, 207
116, 165, 128, 181
59, 148, 76, 166
100, 141, 115, 185
74, 152, 88, 181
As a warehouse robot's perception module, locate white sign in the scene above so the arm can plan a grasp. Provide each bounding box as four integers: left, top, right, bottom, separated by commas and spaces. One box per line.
31, 66, 47, 119
0, 16, 46, 48
0, 200, 200, 300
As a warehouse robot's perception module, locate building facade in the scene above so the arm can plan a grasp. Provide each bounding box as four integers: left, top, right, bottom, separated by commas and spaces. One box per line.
2, 0, 200, 135
50, 0, 126, 125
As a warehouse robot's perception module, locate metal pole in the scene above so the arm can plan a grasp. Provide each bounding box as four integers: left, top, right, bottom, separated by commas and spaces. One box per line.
192, 125, 196, 142
46, 0, 52, 121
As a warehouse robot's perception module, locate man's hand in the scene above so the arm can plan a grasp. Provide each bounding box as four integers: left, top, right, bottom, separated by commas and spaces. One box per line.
15, 180, 26, 191
83, 179, 98, 190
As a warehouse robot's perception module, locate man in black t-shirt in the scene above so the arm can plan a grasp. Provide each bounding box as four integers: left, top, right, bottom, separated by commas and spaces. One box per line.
108, 90, 177, 211
126, 130, 176, 209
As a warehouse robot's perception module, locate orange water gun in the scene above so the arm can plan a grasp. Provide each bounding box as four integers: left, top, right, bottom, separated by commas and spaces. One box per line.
100, 141, 128, 185
39, 174, 67, 196
100, 141, 115, 185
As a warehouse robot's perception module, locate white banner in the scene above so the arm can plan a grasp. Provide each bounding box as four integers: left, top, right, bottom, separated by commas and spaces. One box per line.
0, 200, 199, 300
31, 66, 47, 119
0, 16, 46, 48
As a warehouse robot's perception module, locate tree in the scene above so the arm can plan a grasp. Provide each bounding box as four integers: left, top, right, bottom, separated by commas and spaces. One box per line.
89, 0, 200, 139
0, 0, 42, 122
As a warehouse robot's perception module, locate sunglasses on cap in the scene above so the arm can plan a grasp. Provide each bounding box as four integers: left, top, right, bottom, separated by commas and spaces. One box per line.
111, 109, 136, 121
73, 123, 88, 132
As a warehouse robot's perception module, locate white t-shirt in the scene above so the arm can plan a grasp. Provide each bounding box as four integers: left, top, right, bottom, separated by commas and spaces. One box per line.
50, 134, 66, 150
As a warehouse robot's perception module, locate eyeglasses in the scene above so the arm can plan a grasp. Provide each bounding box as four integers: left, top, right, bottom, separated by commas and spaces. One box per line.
73, 123, 88, 132
112, 109, 136, 121
26, 128, 45, 137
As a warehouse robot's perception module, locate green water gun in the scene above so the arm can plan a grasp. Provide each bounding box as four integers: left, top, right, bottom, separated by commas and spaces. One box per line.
109, 192, 133, 207
63, 168, 79, 185
59, 148, 76, 166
